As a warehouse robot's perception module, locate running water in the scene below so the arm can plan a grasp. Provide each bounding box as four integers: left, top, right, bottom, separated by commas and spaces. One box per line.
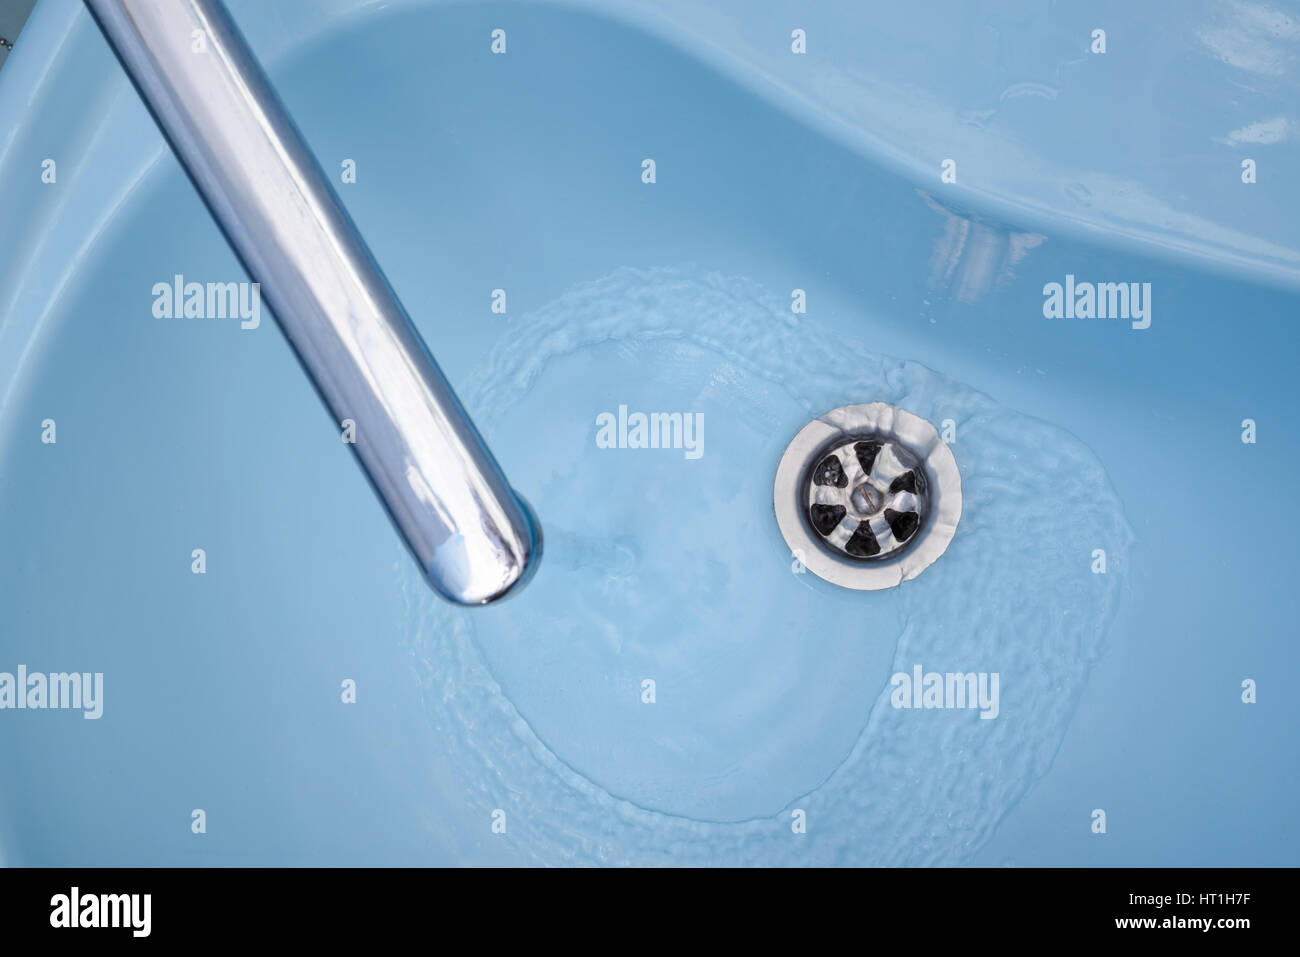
399, 265, 1132, 865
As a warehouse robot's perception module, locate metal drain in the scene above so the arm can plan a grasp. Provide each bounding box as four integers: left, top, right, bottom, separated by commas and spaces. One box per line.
774, 403, 961, 590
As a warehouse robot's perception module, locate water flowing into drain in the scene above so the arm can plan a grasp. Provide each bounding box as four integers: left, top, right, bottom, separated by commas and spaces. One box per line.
400, 266, 1132, 863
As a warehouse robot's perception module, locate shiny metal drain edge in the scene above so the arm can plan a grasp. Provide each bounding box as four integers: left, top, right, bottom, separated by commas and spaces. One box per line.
774, 403, 962, 590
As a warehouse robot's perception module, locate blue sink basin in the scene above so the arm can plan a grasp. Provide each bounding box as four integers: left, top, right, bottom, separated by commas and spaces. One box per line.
1, 0, 1296, 866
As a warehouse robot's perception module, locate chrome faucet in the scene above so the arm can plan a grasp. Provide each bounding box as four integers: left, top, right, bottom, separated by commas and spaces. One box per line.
84, 0, 540, 604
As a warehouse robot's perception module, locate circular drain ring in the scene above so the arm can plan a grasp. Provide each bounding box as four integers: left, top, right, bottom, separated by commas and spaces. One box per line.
774, 403, 962, 590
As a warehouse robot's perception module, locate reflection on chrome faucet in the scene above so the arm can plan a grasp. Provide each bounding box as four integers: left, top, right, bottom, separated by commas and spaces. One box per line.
84, 0, 540, 604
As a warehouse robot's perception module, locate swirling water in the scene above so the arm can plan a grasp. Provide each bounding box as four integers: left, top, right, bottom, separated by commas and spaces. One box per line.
399, 265, 1131, 865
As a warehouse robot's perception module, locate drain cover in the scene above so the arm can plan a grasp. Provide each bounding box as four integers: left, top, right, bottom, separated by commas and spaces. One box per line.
774, 403, 961, 590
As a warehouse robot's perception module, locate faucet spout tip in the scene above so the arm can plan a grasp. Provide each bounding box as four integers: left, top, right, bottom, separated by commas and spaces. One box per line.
428, 493, 543, 606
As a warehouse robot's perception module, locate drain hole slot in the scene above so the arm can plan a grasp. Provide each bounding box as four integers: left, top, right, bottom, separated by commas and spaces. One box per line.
812, 455, 847, 488
854, 440, 882, 476
845, 522, 881, 558
810, 504, 846, 535
888, 470, 919, 495
884, 508, 919, 543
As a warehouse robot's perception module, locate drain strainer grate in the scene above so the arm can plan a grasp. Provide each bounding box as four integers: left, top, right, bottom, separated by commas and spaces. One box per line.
774, 403, 961, 590
807, 436, 928, 561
